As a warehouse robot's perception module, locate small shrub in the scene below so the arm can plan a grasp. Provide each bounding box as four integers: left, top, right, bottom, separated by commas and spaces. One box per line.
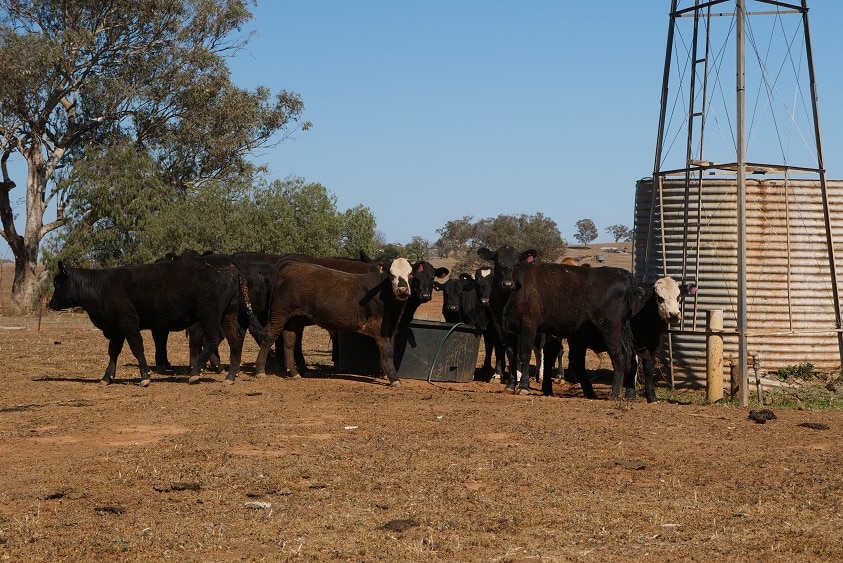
774, 362, 814, 381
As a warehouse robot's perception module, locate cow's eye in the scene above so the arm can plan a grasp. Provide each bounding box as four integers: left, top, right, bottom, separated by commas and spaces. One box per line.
657, 296, 665, 303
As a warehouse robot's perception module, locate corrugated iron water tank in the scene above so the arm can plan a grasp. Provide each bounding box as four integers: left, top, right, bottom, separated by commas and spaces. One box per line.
635, 177, 843, 386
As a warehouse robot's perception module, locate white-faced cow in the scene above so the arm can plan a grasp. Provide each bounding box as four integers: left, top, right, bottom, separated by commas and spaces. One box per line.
472, 266, 500, 378
479, 247, 637, 397
559, 277, 695, 402
253, 257, 414, 386
48, 257, 265, 386
264, 253, 446, 374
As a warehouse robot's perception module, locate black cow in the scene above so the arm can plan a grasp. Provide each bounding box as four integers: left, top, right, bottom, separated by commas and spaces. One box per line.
151, 250, 279, 373
400, 260, 450, 330
476, 247, 539, 383
479, 246, 636, 397
433, 273, 481, 325
254, 257, 414, 386
48, 258, 265, 386
561, 277, 694, 403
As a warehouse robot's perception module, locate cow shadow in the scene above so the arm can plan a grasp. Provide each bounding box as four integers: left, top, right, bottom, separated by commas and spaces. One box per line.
32, 375, 104, 384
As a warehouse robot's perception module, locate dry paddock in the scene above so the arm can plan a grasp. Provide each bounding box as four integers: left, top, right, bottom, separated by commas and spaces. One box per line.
0, 305, 842, 562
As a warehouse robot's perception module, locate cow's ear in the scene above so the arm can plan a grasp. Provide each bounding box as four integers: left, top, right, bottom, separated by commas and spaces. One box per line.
58, 261, 66, 273
435, 267, 450, 279
681, 282, 698, 296
458, 272, 472, 281
477, 247, 494, 261
359, 250, 373, 263
522, 249, 539, 263
433, 281, 445, 292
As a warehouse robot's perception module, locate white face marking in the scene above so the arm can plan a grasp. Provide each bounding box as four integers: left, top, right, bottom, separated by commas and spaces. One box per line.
389, 258, 413, 300
478, 268, 492, 279
654, 277, 682, 323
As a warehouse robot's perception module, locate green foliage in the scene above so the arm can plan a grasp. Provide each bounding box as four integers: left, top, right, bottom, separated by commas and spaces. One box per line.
436, 213, 567, 273
605, 224, 633, 243
405, 236, 431, 260
774, 363, 815, 381
43, 176, 378, 267
759, 383, 843, 411
0, 0, 310, 308
573, 218, 598, 247
42, 141, 174, 268
380, 244, 402, 259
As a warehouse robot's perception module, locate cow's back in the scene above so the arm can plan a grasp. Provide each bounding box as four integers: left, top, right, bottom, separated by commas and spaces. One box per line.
508, 263, 635, 335
270, 259, 386, 331
125, 259, 237, 329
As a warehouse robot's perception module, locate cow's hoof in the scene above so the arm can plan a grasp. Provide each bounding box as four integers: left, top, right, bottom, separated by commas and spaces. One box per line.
254, 372, 266, 379
139, 379, 150, 388
290, 373, 302, 380
188, 375, 201, 384
99, 379, 111, 386
516, 387, 530, 395
389, 380, 402, 388
224, 378, 234, 385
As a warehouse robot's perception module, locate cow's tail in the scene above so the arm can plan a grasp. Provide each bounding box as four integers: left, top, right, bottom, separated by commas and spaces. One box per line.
237, 273, 266, 346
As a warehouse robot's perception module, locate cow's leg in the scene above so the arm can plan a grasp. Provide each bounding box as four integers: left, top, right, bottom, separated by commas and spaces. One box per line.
152, 330, 171, 372
497, 338, 511, 384
514, 330, 535, 394
540, 335, 562, 396
543, 336, 565, 384
639, 353, 657, 403
188, 324, 222, 374
567, 339, 597, 399
287, 318, 308, 374
375, 336, 401, 387
281, 328, 301, 379
533, 333, 545, 383
189, 320, 224, 384
606, 329, 634, 401
123, 330, 151, 386
103, 337, 125, 384
480, 330, 495, 379
221, 312, 246, 384
255, 314, 286, 377
607, 347, 627, 400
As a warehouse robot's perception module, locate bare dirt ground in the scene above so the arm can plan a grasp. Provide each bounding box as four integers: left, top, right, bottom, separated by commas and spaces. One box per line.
1, 247, 843, 561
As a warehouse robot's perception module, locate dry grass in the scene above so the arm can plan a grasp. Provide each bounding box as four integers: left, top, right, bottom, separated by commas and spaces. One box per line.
1, 302, 843, 561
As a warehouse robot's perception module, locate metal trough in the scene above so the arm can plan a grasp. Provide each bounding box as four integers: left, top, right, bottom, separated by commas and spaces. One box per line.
333, 320, 482, 382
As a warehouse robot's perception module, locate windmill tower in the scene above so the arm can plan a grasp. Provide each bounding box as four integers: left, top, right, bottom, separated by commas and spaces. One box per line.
636, 0, 843, 406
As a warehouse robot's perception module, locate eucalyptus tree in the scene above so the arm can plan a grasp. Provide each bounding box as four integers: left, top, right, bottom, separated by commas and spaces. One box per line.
0, 0, 309, 310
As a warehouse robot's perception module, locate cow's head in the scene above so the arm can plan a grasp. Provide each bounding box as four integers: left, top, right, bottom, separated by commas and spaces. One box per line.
477, 246, 538, 291
434, 277, 463, 319
474, 267, 494, 306
410, 261, 450, 303
385, 258, 413, 300
653, 277, 685, 324
48, 261, 76, 311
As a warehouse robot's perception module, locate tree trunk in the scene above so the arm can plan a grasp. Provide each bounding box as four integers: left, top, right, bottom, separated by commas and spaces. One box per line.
1, 149, 53, 313
10, 253, 42, 312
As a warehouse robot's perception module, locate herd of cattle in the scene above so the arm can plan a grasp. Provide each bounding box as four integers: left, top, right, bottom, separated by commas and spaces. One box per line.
48, 246, 694, 401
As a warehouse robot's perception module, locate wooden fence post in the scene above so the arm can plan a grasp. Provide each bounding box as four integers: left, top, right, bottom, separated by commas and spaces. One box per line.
706, 309, 724, 402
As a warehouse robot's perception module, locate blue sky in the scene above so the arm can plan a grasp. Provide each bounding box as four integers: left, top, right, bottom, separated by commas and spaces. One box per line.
3, 1, 843, 260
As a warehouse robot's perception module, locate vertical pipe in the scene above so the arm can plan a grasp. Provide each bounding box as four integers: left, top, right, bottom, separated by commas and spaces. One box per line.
706, 309, 724, 402
802, 0, 843, 361
736, 0, 749, 407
